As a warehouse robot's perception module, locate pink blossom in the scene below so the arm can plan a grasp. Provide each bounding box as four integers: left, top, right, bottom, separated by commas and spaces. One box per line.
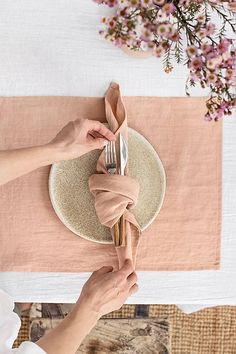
186, 45, 198, 57
215, 109, 224, 120
179, 0, 191, 5
222, 51, 231, 61
190, 57, 203, 70
170, 31, 180, 42
206, 72, 218, 84
225, 68, 236, 85
205, 50, 217, 60
155, 9, 169, 22
154, 45, 165, 57
218, 38, 232, 54
205, 113, 213, 121
140, 0, 154, 6
205, 23, 216, 36
206, 57, 220, 70
162, 3, 176, 15
190, 70, 202, 81
95, 0, 118, 7
141, 40, 155, 51
157, 23, 171, 37
129, 0, 140, 7
226, 68, 235, 79
201, 43, 213, 55
197, 29, 207, 39
115, 37, 125, 47
197, 14, 206, 23
141, 28, 154, 42
153, 0, 165, 5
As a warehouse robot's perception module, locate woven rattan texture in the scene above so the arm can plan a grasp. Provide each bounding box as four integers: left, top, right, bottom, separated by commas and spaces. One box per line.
13, 315, 30, 348
149, 305, 236, 354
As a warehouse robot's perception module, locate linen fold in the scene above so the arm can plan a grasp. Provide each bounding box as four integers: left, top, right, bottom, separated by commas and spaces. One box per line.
89, 83, 141, 268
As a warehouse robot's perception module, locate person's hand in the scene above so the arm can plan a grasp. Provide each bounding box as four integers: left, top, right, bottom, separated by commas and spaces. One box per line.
76, 259, 138, 318
48, 118, 115, 162
37, 260, 137, 354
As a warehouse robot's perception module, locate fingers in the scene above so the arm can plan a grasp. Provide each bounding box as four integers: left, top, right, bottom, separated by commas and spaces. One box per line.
94, 266, 114, 275
86, 120, 115, 141
127, 272, 138, 287
129, 283, 139, 295
90, 138, 109, 150
89, 131, 105, 139
112, 260, 138, 295
120, 259, 134, 278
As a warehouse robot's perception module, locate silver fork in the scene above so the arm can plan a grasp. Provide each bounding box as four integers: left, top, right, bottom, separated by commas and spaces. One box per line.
105, 141, 117, 175
105, 140, 120, 246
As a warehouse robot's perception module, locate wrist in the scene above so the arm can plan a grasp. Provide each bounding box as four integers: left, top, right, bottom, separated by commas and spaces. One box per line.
74, 297, 101, 325
24, 144, 58, 167
41, 142, 64, 164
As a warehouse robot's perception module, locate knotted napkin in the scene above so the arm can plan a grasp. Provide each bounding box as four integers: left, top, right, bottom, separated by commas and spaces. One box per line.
89, 83, 141, 269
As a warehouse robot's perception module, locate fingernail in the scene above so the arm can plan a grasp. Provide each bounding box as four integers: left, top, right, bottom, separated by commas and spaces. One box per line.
103, 140, 109, 146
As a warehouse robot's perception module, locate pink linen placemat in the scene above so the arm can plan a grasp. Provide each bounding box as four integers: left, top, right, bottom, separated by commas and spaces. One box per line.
0, 96, 222, 272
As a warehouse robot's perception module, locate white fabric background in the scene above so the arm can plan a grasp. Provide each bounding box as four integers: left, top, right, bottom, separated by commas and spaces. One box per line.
0, 0, 235, 313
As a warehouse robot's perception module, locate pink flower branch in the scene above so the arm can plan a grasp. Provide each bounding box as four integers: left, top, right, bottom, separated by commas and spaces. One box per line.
94, 0, 236, 120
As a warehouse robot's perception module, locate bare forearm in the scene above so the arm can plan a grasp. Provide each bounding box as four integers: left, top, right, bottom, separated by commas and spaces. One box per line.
37, 300, 99, 354
0, 119, 115, 186
0, 145, 56, 185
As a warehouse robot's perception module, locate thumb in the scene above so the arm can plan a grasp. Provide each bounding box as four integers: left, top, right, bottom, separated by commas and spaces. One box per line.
91, 138, 109, 150
95, 266, 114, 275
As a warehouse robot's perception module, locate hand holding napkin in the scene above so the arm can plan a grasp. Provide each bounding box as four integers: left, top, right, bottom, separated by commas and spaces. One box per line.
89, 83, 141, 269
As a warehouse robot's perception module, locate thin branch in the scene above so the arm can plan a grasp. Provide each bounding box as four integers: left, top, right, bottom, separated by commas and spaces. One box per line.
210, 4, 236, 33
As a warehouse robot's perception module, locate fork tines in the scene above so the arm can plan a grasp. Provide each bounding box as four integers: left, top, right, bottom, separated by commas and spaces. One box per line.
105, 141, 117, 174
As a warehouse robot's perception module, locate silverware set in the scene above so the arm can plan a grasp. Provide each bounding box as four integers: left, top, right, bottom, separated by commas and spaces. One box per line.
105, 134, 128, 247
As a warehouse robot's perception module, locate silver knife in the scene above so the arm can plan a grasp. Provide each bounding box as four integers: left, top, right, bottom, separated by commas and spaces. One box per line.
119, 133, 128, 246
120, 133, 128, 176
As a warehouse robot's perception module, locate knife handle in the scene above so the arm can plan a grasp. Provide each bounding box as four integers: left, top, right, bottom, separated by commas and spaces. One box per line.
119, 215, 126, 247
113, 221, 120, 247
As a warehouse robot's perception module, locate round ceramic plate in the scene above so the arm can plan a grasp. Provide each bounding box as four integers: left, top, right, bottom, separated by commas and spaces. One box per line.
49, 128, 166, 244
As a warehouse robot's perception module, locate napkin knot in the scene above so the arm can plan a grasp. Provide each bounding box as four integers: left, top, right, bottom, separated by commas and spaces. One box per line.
89, 174, 140, 229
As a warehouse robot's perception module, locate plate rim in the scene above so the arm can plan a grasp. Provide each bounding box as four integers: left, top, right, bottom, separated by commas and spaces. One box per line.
128, 128, 166, 232
48, 127, 166, 243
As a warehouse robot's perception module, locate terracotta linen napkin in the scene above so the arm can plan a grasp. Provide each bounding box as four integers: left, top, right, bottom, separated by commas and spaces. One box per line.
89, 83, 140, 268
0, 94, 222, 272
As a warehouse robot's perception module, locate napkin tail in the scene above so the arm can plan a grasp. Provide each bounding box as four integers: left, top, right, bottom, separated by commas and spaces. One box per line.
115, 222, 140, 269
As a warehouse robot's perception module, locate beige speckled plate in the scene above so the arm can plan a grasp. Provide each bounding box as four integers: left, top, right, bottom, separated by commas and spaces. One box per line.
49, 128, 166, 244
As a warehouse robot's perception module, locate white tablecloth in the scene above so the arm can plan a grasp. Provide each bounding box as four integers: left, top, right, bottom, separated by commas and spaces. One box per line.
0, 0, 235, 313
